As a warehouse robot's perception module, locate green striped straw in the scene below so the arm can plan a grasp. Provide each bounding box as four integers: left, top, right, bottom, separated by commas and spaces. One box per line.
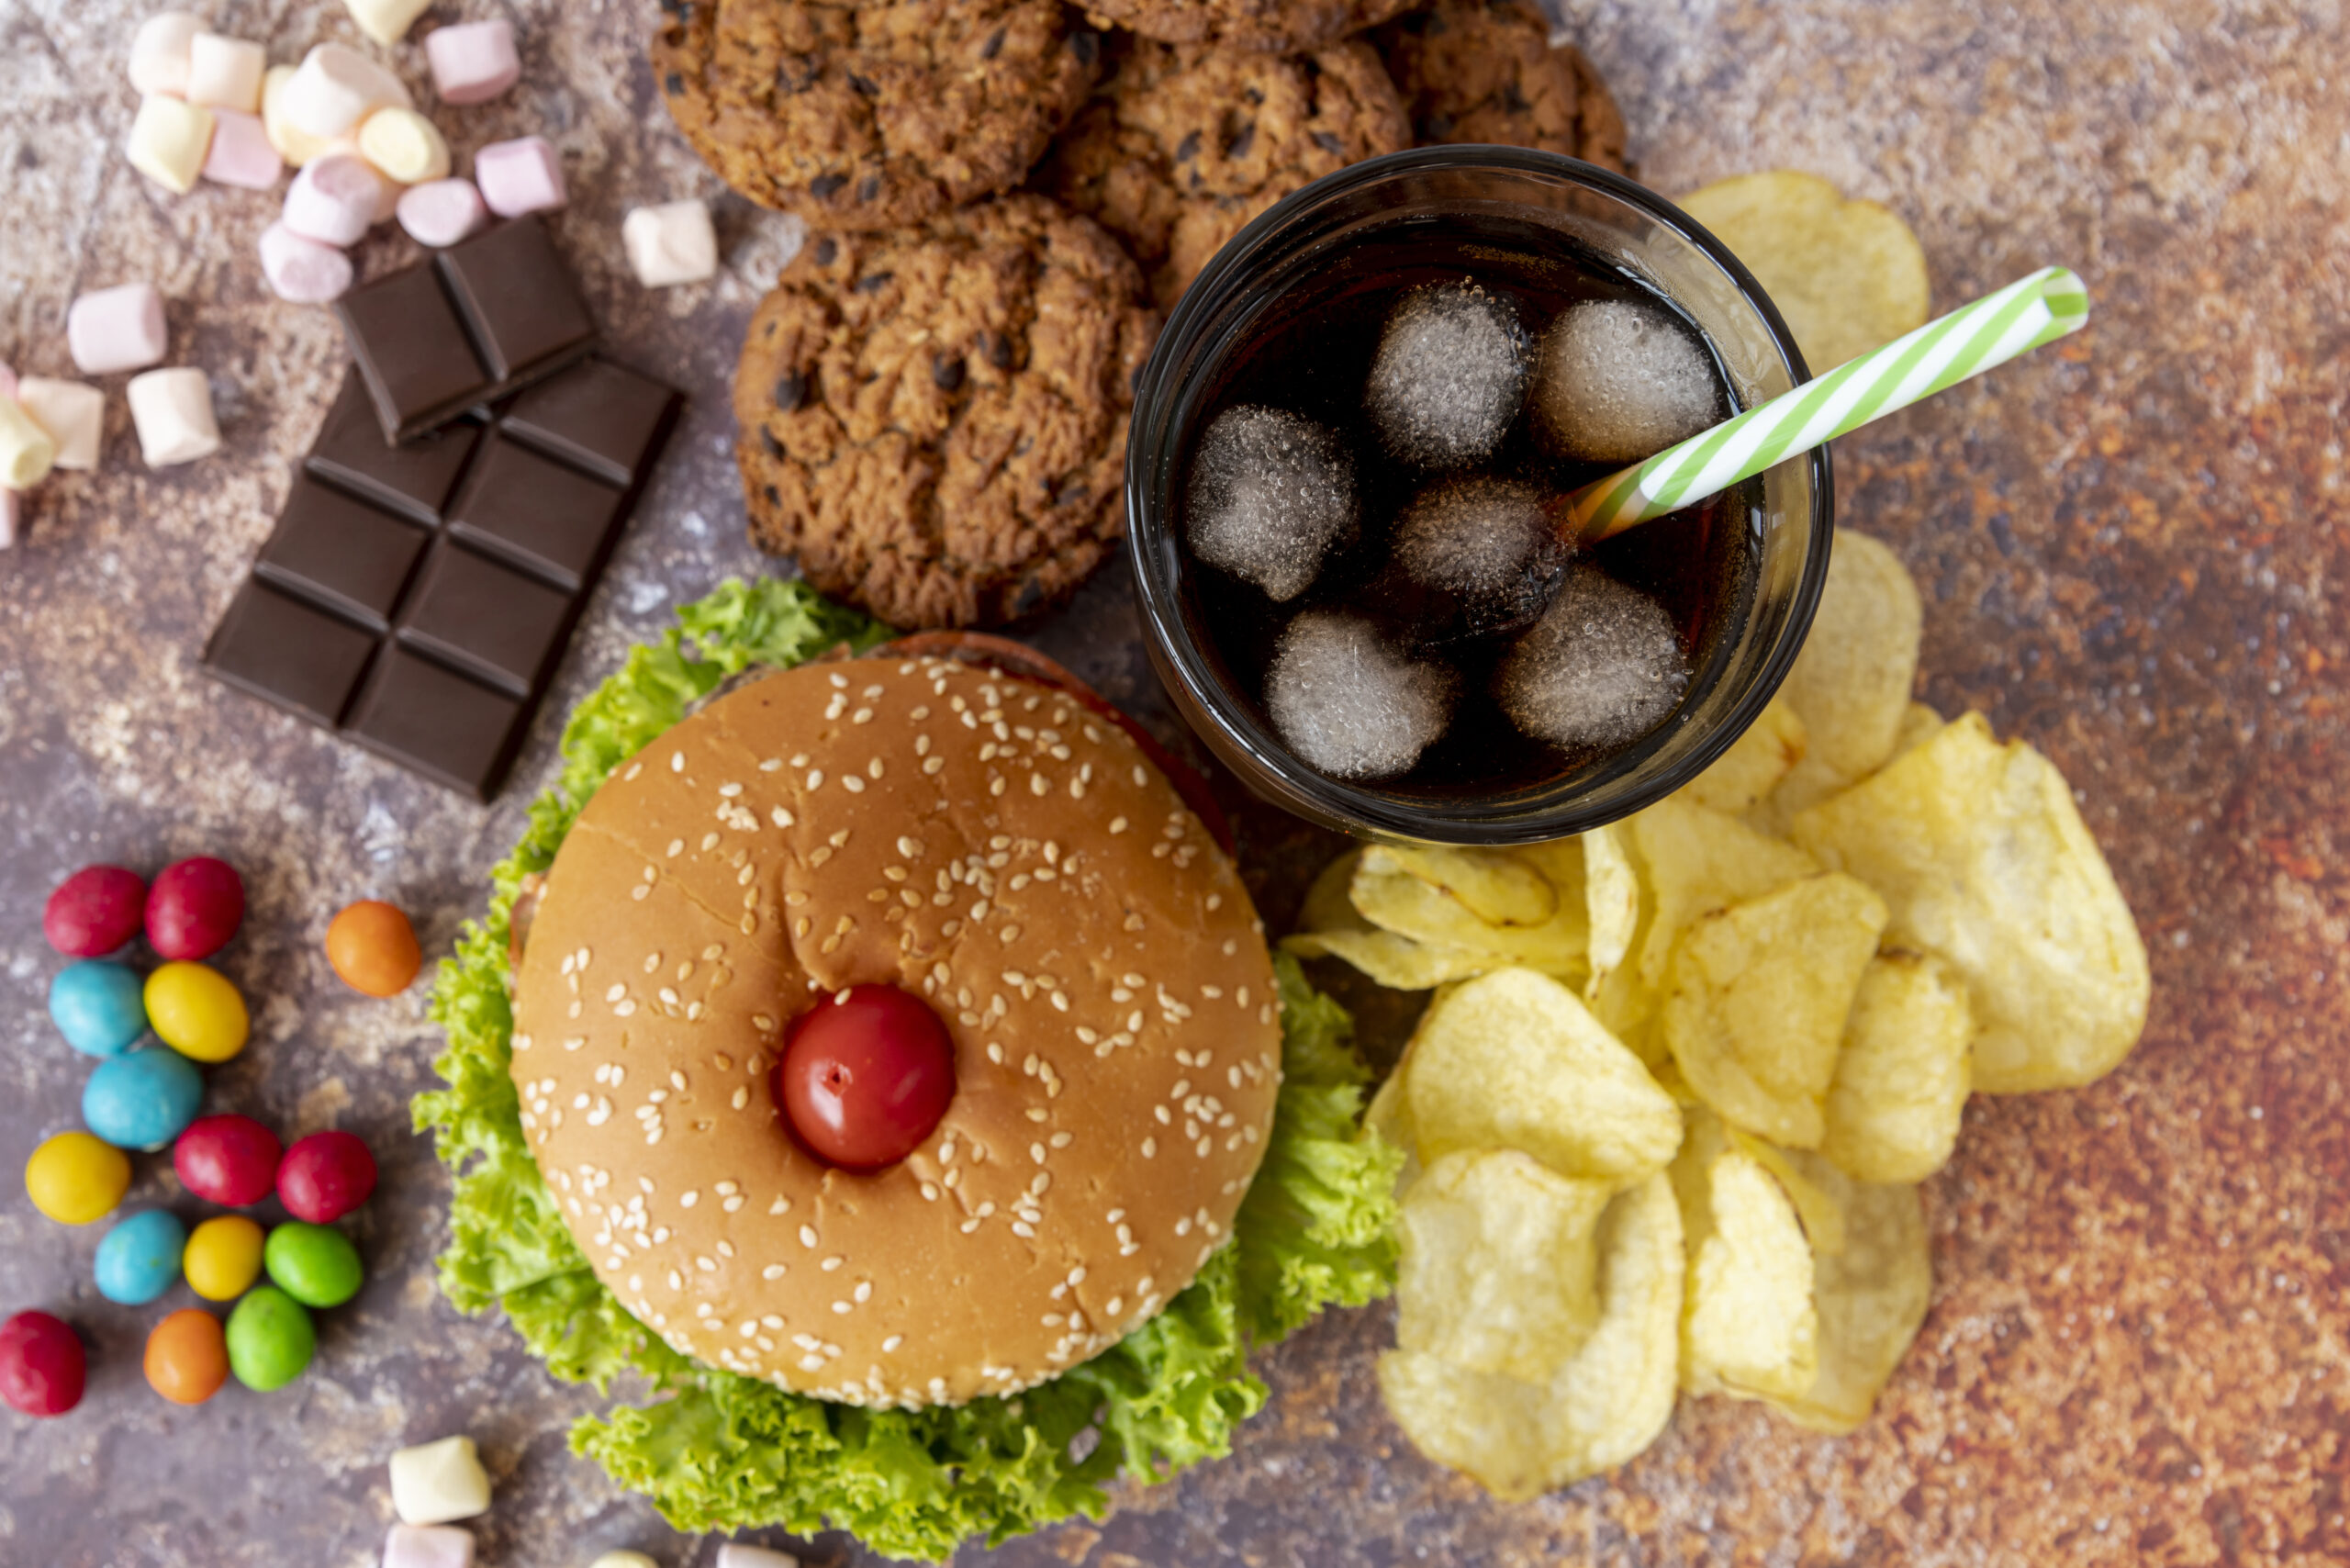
1562, 266, 2089, 542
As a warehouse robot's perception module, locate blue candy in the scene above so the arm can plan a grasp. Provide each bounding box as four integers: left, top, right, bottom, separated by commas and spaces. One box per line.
95, 1208, 187, 1305
48, 960, 149, 1058
82, 1048, 205, 1151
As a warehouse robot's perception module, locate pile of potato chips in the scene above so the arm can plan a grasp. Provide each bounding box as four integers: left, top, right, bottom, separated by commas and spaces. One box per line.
1290, 530, 2152, 1498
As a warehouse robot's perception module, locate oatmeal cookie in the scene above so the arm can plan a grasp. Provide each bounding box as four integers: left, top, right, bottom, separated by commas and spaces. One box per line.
1031, 37, 1411, 307
735, 196, 1159, 629
654, 0, 1099, 230
1373, 0, 1627, 169
1080, 0, 1416, 52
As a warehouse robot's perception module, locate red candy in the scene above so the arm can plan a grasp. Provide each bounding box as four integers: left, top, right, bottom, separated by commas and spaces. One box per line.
776, 985, 957, 1170
146, 857, 246, 961
276, 1130, 377, 1224
43, 866, 148, 958
174, 1114, 284, 1206
0, 1311, 86, 1417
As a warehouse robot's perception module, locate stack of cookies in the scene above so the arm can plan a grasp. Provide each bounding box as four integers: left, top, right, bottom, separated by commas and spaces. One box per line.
656, 0, 1626, 629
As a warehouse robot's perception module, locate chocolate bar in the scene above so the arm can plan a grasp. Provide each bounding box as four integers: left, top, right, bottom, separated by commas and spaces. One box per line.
204, 359, 680, 799
335, 215, 598, 442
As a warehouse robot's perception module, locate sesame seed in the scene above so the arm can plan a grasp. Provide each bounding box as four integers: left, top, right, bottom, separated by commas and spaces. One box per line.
671, 751, 686, 772
1142, 1137, 1157, 1159
800, 1226, 818, 1248
883, 1335, 905, 1353
843, 775, 867, 793
666, 838, 685, 857
832, 1302, 853, 1315
763, 1264, 787, 1280
808, 770, 825, 790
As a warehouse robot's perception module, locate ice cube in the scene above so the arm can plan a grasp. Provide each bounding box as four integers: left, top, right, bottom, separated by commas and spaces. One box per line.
1531, 299, 1721, 465
1364, 280, 1529, 467
1495, 565, 1690, 749
1267, 610, 1452, 780
1392, 477, 1570, 640
1185, 405, 1359, 602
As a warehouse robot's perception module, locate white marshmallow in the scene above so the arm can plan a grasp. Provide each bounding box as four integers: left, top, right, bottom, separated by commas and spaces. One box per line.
68, 283, 170, 375
186, 34, 267, 114
382, 1525, 474, 1568
126, 367, 221, 467
587, 1555, 657, 1568
260, 223, 355, 303
283, 153, 390, 247
713, 1550, 800, 1568
16, 378, 106, 471
127, 95, 216, 196
0, 487, 18, 549
357, 107, 451, 185
283, 43, 413, 140
0, 397, 58, 489
396, 179, 488, 248
388, 1436, 491, 1527
623, 200, 719, 288
129, 12, 202, 97
263, 64, 339, 166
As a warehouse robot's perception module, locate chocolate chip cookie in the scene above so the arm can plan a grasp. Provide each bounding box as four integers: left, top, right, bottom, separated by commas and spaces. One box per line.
735, 196, 1158, 629
654, 0, 1099, 230
1373, 0, 1627, 169
1080, 0, 1416, 52
1031, 37, 1412, 307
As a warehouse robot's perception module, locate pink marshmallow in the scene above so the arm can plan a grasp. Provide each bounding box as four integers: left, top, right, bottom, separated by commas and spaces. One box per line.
260, 223, 356, 304
202, 109, 285, 191
426, 20, 520, 106
382, 1525, 474, 1568
283, 153, 389, 247
0, 363, 16, 401
397, 179, 490, 249
473, 136, 565, 218
67, 284, 169, 375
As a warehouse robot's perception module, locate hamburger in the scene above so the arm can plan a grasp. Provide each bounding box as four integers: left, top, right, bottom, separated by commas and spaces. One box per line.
418, 579, 1399, 1560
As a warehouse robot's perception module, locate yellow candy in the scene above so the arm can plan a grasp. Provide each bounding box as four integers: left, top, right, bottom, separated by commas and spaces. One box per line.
127, 94, 216, 196
26, 1131, 132, 1225
145, 961, 250, 1063
185, 1215, 265, 1301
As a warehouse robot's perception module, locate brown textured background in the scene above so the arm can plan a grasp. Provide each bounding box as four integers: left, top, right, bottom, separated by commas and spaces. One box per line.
1, 0, 2344, 1565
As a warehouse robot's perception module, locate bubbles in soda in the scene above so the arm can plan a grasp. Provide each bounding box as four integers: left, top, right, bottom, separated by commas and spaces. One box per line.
1266, 610, 1453, 780
1532, 298, 1723, 465
1184, 404, 1359, 602
1364, 280, 1529, 467
1494, 564, 1691, 749
1389, 476, 1570, 644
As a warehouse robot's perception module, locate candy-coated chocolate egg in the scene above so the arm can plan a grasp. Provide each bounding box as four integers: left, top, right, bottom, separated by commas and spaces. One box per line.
146, 857, 244, 961
95, 1209, 187, 1305
25, 1131, 132, 1225
144, 961, 250, 1063
48, 960, 150, 1058
83, 1048, 205, 1151
144, 1308, 229, 1405
184, 1215, 266, 1302
226, 1285, 314, 1391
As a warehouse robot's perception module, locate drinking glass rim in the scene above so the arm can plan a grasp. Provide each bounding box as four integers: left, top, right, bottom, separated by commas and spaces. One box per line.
1125, 145, 1835, 845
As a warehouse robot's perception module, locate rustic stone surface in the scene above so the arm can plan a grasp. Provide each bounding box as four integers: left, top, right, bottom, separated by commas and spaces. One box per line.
1, 1, 2344, 1566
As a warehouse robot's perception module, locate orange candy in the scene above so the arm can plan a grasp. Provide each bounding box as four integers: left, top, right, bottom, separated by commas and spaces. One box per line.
144, 1308, 229, 1405
327, 901, 421, 997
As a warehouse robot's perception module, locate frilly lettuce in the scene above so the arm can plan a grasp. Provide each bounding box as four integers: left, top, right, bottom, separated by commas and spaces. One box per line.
415, 577, 1401, 1562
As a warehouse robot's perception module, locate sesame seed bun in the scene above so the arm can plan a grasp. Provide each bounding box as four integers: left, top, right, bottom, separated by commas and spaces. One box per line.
509, 653, 1282, 1407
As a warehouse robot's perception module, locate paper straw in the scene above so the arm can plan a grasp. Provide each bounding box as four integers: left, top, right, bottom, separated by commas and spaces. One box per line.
1561, 266, 2089, 542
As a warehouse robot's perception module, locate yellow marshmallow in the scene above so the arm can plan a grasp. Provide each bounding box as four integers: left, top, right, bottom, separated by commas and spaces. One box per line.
262, 66, 338, 166
127, 95, 215, 196
343, 0, 436, 48
0, 398, 58, 489
355, 107, 451, 185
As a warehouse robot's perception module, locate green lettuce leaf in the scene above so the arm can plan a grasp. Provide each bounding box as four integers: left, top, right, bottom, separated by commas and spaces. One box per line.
416, 577, 1401, 1562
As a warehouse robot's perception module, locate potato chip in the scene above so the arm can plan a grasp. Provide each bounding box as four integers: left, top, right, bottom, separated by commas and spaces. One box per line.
1677, 171, 1930, 373
1378, 1171, 1684, 1498
1784, 531, 1923, 779
1628, 797, 1819, 995
1352, 847, 1589, 977
1283, 927, 1508, 991
1671, 1115, 1818, 1401
1660, 872, 1886, 1148
1371, 845, 1559, 927
1301, 847, 1365, 935
1363, 1063, 1414, 1158
1891, 700, 1944, 760
1404, 968, 1683, 1183
1820, 950, 1973, 1182
1579, 823, 1639, 989
1394, 1149, 1614, 1381
1678, 697, 1808, 816
1762, 1151, 1930, 1434
1725, 1125, 1846, 1258
1791, 712, 2150, 1093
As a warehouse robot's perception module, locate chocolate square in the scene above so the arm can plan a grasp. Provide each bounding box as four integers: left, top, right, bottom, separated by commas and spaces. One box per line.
503, 359, 681, 487
306, 378, 482, 525
203, 581, 378, 727
344, 645, 530, 801
396, 541, 576, 697
253, 475, 431, 629
440, 216, 597, 386
335, 264, 488, 442
445, 435, 624, 589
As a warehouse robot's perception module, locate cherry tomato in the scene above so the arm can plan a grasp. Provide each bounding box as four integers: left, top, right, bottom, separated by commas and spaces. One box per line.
276, 1130, 377, 1224
145, 857, 245, 962
0, 1311, 86, 1417
174, 1114, 282, 1206
43, 866, 147, 958
326, 900, 421, 997
775, 985, 956, 1170
144, 1308, 229, 1406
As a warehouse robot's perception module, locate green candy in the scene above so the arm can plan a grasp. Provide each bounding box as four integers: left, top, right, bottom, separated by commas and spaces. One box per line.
263, 1221, 364, 1309
226, 1286, 316, 1391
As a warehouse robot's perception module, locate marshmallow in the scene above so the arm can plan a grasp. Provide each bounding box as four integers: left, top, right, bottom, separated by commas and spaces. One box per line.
17, 379, 106, 471
127, 95, 216, 196
129, 12, 202, 97
202, 108, 285, 190
1, 487, 17, 549
425, 20, 520, 106
713, 1549, 799, 1568
623, 199, 719, 288
186, 34, 267, 114
0, 396, 58, 489
388, 1436, 491, 1527
283, 153, 390, 247
0, 364, 15, 401
346, 0, 437, 48
474, 136, 565, 218
262, 65, 339, 166
283, 44, 413, 140
396, 179, 488, 248
588, 1555, 659, 1568
126, 368, 220, 468
260, 223, 355, 304
382, 1525, 474, 1568
68, 284, 169, 375
357, 107, 451, 185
